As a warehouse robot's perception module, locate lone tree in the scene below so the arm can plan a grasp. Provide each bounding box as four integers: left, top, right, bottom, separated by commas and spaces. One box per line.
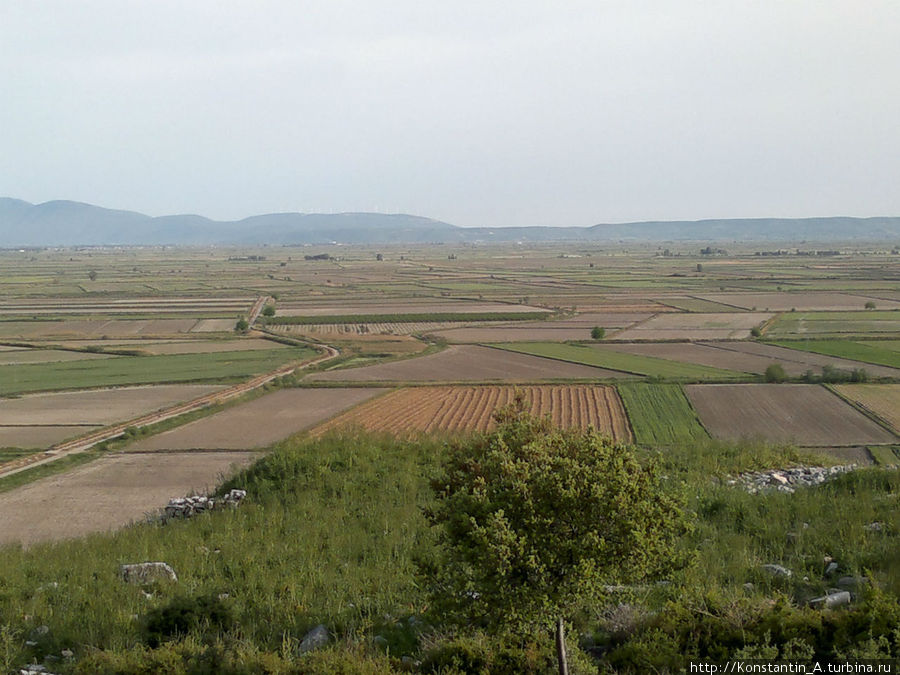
234, 317, 249, 332
590, 326, 605, 340
261, 304, 276, 317
422, 400, 688, 675
764, 363, 787, 383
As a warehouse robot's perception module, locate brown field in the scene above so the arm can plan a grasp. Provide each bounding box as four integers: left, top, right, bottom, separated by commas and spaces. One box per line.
832, 384, 900, 434
133, 338, 288, 355
0, 349, 114, 365
685, 384, 897, 446
308, 345, 631, 382
696, 292, 900, 312
0, 425, 99, 448
0, 451, 258, 546
427, 326, 607, 343
190, 319, 240, 332
273, 321, 466, 336
125, 387, 388, 451
276, 301, 551, 316
312, 385, 633, 439
0, 384, 226, 426
711, 342, 900, 379
612, 312, 773, 341
0, 319, 200, 339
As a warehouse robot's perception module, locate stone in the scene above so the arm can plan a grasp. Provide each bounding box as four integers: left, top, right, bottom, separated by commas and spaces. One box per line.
60, 650, 74, 659
808, 590, 851, 609
836, 576, 867, 591
761, 564, 792, 578
120, 562, 177, 584
824, 562, 839, 576
743, 583, 755, 592
863, 521, 883, 532
298, 624, 329, 653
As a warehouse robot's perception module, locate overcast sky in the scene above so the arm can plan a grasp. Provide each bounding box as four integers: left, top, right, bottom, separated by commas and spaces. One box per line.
2, 1, 899, 227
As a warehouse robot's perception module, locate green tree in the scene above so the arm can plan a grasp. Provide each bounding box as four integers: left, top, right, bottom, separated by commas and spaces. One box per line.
764, 363, 787, 383
262, 304, 276, 317
590, 326, 605, 340
422, 400, 688, 675
234, 317, 249, 332
865, 300, 876, 309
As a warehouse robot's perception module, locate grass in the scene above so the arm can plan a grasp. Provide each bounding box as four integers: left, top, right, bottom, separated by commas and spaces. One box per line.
868, 445, 899, 467
771, 339, 900, 369
494, 342, 744, 380
1, 429, 898, 672
0, 450, 102, 494
0, 347, 317, 396
766, 310, 900, 338
617, 382, 709, 445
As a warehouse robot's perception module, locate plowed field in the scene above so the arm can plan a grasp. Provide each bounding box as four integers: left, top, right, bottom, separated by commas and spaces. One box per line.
685, 384, 897, 446
312, 385, 633, 440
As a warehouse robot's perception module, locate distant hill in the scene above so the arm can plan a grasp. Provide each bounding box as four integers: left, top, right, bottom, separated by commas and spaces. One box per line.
2, 198, 899, 246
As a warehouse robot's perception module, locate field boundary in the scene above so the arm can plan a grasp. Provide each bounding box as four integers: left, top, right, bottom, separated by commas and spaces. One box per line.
824, 384, 900, 439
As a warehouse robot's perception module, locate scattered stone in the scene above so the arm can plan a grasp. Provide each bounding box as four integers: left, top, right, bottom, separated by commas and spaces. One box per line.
761, 564, 792, 578
825, 562, 839, 577
120, 562, 177, 585
60, 650, 74, 659
728, 465, 856, 494
29, 626, 49, 639
19, 666, 56, 675
36, 582, 58, 592
808, 590, 851, 609
218, 593, 230, 600
298, 624, 329, 653
373, 635, 388, 648
157, 489, 247, 522
743, 583, 755, 592
836, 576, 867, 591
863, 521, 883, 532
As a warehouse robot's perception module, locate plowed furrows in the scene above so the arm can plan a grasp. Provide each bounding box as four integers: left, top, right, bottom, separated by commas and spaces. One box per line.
598, 387, 631, 442
384, 389, 444, 433
474, 386, 501, 432
442, 387, 474, 431
535, 386, 549, 420
549, 386, 563, 427
456, 387, 488, 432
587, 387, 606, 431
564, 386, 576, 428
426, 387, 467, 432
574, 386, 589, 429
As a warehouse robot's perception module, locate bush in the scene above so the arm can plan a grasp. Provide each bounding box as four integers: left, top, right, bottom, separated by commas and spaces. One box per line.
591, 326, 605, 340
750, 326, 762, 338
764, 363, 787, 383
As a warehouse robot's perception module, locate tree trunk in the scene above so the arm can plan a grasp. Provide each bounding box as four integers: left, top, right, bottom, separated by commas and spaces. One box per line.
555, 616, 569, 675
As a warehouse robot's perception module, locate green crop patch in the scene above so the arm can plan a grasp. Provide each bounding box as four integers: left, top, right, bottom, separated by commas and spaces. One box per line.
771, 340, 900, 369
617, 382, 709, 445
0, 347, 316, 395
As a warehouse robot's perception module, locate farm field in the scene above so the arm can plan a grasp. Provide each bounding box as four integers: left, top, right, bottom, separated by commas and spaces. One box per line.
0, 347, 316, 396
770, 339, 900, 369
605, 342, 768, 374
0, 318, 206, 339
271, 321, 466, 336
0, 451, 258, 547
684, 384, 898, 446
126, 387, 388, 450
765, 310, 900, 338
0, 384, 226, 427
308, 344, 628, 382
612, 311, 772, 340
711, 341, 900, 379
496, 342, 743, 379
0, 348, 114, 365
275, 301, 551, 316
130, 338, 289, 355
832, 384, 900, 434
312, 385, 633, 439
427, 326, 606, 342
696, 292, 900, 312
0, 425, 98, 449
616, 382, 709, 445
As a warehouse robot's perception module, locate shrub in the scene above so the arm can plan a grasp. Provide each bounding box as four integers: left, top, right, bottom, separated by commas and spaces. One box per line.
591, 326, 605, 340
764, 363, 787, 383
143, 594, 234, 648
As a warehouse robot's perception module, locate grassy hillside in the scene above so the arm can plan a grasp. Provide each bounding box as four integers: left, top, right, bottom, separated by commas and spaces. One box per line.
1, 429, 898, 673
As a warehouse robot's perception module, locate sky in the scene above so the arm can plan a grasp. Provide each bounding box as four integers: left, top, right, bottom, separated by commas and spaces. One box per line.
2, 1, 899, 228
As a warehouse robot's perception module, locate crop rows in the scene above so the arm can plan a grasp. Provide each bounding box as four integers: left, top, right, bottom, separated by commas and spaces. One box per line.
312, 385, 633, 440
271, 321, 463, 335
265, 311, 549, 325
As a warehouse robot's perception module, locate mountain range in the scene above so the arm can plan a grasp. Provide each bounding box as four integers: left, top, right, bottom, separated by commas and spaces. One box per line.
2, 198, 899, 246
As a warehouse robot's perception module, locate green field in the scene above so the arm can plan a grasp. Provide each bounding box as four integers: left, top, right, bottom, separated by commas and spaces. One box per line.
493, 342, 744, 380
617, 382, 709, 445
0, 347, 316, 395
771, 339, 900, 369
766, 310, 900, 338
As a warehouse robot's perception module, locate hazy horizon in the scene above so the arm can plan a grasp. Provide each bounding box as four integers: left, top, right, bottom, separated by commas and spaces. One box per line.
3, 1, 899, 228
